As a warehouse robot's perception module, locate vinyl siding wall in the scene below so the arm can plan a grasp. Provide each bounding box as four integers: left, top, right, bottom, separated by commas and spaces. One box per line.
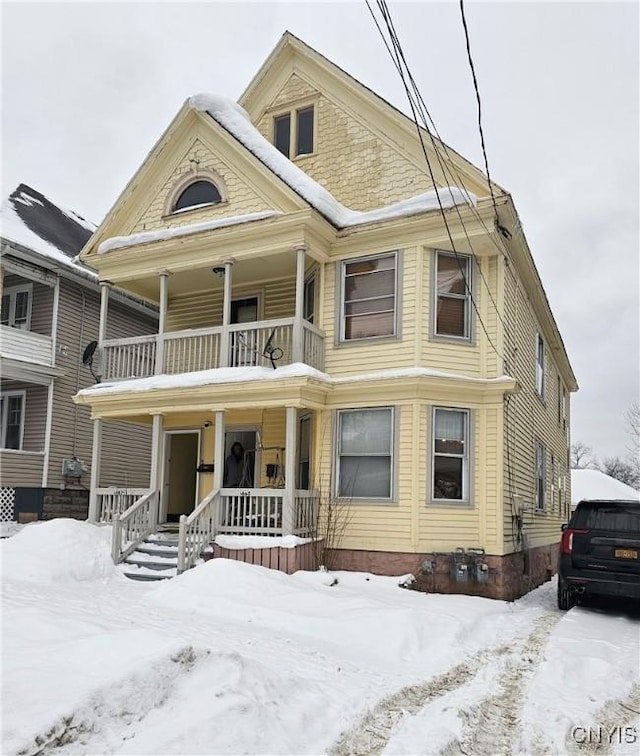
48, 280, 155, 489
502, 262, 571, 553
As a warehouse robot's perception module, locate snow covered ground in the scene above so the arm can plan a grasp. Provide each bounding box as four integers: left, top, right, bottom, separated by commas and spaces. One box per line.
2, 520, 639, 755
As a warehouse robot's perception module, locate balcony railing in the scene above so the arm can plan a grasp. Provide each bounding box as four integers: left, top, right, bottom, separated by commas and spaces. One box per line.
101, 318, 324, 381
216, 488, 320, 537
0, 325, 53, 367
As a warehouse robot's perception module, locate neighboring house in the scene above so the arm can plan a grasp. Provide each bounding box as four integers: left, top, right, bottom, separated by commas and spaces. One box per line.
73, 32, 577, 598
571, 469, 640, 510
0, 184, 157, 522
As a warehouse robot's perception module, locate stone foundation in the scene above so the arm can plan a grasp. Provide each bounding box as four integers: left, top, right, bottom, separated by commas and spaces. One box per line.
325, 544, 559, 601
14, 487, 89, 523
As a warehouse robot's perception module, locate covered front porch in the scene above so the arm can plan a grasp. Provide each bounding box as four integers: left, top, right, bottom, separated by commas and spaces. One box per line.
87, 401, 323, 575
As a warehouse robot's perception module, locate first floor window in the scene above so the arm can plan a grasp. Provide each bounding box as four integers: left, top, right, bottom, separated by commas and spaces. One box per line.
432, 408, 469, 501
297, 414, 311, 489
341, 253, 397, 341
435, 251, 471, 338
0, 393, 25, 449
337, 408, 393, 498
535, 440, 546, 511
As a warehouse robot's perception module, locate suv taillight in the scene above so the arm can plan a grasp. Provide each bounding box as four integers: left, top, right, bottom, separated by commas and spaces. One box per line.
561, 528, 588, 554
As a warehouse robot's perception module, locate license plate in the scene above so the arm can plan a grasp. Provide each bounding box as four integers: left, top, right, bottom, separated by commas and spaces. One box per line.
615, 548, 638, 559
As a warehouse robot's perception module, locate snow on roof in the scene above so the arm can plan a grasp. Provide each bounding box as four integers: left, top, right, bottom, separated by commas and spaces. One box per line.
189, 94, 476, 229
1, 184, 98, 281
98, 210, 280, 255
77, 363, 513, 398
571, 468, 640, 504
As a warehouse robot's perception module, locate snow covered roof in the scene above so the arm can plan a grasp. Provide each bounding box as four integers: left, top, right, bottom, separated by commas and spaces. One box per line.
571, 468, 640, 504
189, 94, 476, 230
77, 363, 514, 398
1, 184, 98, 280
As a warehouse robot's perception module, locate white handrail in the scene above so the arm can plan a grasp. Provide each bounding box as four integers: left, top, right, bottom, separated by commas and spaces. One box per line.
177, 488, 220, 574
111, 489, 157, 564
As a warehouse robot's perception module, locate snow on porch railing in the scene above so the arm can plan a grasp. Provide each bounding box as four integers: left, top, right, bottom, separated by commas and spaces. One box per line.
97, 487, 152, 523
111, 489, 157, 564
177, 487, 220, 574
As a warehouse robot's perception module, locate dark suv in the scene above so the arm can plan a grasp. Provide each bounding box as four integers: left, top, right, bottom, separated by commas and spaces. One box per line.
557, 499, 640, 610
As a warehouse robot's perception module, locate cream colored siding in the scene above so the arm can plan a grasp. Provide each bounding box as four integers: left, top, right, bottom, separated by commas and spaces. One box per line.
502, 264, 570, 552
0, 450, 44, 486
133, 135, 275, 233
256, 74, 437, 211
167, 278, 297, 331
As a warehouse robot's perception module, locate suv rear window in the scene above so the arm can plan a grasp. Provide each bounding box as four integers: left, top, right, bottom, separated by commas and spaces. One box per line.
571, 501, 640, 532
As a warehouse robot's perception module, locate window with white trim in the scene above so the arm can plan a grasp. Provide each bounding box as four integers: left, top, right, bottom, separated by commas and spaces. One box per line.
340, 253, 397, 341
337, 408, 393, 499
303, 275, 316, 324
535, 440, 546, 511
173, 180, 221, 213
435, 251, 471, 338
0, 392, 25, 450
536, 333, 545, 397
432, 408, 470, 502
1, 284, 32, 330
273, 105, 314, 158
297, 414, 312, 489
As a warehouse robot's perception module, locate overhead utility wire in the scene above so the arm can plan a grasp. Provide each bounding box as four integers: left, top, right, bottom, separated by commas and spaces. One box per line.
370, 0, 510, 340
366, 0, 504, 360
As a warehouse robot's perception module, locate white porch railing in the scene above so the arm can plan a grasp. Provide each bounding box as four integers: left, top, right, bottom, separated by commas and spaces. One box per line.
111, 489, 157, 564
177, 488, 220, 574
217, 488, 319, 536
0, 325, 53, 366
100, 317, 325, 381
97, 487, 152, 522
294, 490, 320, 535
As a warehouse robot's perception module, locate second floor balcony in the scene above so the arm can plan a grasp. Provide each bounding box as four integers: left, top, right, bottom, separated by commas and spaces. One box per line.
100, 316, 324, 381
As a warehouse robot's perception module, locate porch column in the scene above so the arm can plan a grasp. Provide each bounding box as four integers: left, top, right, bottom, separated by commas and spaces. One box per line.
155, 271, 170, 375
213, 410, 225, 490
293, 245, 306, 363
98, 282, 110, 344
88, 418, 102, 521
220, 260, 234, 368
283, 406, 298, 535
149, 413, 164, 527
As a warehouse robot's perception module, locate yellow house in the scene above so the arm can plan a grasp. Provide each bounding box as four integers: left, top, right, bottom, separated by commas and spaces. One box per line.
74, 32, 577, 599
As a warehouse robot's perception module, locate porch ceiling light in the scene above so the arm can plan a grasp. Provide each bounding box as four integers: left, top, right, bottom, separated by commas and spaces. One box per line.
212, 266, 226, 278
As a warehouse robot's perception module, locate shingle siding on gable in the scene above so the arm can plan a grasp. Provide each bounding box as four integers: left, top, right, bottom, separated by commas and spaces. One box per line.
255, 73, 435, 211
132, 137, 273, 234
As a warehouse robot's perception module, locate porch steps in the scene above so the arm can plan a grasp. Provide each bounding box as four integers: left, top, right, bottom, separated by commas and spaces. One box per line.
119, 532, 180, 582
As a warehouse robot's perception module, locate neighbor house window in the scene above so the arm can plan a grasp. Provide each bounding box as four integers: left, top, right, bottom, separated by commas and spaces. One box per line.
341, 253, 397, 341
337, 408, 393, 499
435, 251, 471, 338
535, 440, 546, 511
273, 105, 315, 158
536, 333, 545, 397
0, 392, 25, 450
432, 408, 469, 502
1, 285, 32, 330
173, 180, 221, 213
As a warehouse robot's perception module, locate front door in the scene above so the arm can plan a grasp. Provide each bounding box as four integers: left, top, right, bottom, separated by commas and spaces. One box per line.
162, 431, 199, 522
223, 429, 259, 488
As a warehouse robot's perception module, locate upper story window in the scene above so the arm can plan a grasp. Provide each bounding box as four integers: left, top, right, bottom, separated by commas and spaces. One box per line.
303, 275, 316, 324
536, 333, 546, 398
0, 391, 25, 449
273, 105, 315, 158
340, 253, 397, 341
173, 180, 222, 213
435, 251, 471, 339
1, 284, 32, 330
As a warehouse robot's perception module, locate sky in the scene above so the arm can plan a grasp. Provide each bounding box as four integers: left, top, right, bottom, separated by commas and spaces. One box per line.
2, 1, 638, 461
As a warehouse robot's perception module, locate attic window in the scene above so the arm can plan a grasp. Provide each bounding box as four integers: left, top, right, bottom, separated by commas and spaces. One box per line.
173, 180, 222, 212
273, 105, 315, 158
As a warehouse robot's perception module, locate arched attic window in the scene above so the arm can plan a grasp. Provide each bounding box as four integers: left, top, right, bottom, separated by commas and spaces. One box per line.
173, 180, 222, 213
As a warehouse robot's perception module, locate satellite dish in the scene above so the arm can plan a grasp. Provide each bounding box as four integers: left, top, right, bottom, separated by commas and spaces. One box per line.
82, 341, 98, 365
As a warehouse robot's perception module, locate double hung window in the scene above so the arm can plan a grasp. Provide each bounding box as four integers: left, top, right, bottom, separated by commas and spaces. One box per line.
435, 252, 471, 338
432, 408, 469, 502
1, 285, 32, 330
337, 408, 393, 499
0, 392, 25, 450
341, 253, 397, 341
535, 440, 546, 511
536, 334, 545, 397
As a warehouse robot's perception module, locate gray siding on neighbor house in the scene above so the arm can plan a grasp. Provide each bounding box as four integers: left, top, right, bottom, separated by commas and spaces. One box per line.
46, 280, 156, 489
1, 380, 48, 452
0, 450, 44, 486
